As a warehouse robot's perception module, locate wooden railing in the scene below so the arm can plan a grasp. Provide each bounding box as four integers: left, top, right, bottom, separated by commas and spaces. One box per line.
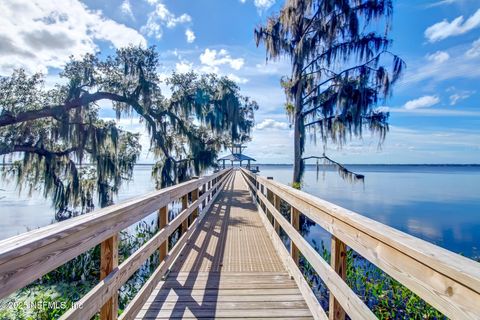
0, 168, 232, 320
240, 168, 480, 320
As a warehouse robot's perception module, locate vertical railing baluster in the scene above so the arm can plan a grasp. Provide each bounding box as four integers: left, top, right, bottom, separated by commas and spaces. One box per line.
181, 194, 188, 233
273, 193, 281, 234
329, 235, 347, 320
201, 183, 207, 210
192, 186, 199, 220
100, 234, 119, 320
207, 180, 211, 202
290, 207, 300, 266
158, 206, 168, 261
266, 177, 278, 231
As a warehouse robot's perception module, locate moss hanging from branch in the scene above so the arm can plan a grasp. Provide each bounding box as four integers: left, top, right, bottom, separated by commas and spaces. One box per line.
255, 0, 405, 184
0, 47, 258, 214
304, 154, 364, 183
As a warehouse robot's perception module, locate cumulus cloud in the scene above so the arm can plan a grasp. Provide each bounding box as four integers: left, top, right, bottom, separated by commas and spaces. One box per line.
425, 9, 480, 42
426, 51, 450, 63
227, 73, 249, 84
175, 61, 193, 73
403, 95, 440, 110
185, 29, 196, 43
399, 44, 480, 87
142, 2, 191, 39
254, 0, 275, 10
466, 38, 480, 58
200, 49, 244, 71
256, 119, 290, 130
239, 0, 275, 11
0, 0, 146, 75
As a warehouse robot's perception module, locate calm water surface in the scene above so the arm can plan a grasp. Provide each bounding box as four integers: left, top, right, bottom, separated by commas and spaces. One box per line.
259, 164, 480, 259
0, 164, 479, 259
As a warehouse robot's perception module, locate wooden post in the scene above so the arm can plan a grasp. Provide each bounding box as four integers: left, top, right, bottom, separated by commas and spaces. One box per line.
181, 194, 188, 233
207, 180, 211, 202
202, 183, 207, 209
192, 187, 199, 220
290, 207, 300, 266
273, 194, 281, 234
100, 234, 119, 320
266, 188, 274, 225
158, 206, 168, 261
329, 236, 347, 320
266, 177, 277, 230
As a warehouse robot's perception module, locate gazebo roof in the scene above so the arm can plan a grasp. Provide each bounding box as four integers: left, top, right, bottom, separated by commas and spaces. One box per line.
217, 153, 256, 162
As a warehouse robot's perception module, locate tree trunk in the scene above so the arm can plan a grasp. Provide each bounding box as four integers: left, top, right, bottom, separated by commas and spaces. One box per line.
293, 111, 303, 185
292, 57, 304, 185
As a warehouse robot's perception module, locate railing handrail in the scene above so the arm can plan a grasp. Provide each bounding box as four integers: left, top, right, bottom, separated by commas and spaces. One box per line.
0, 168, 232, 318
240, 168, 480, 320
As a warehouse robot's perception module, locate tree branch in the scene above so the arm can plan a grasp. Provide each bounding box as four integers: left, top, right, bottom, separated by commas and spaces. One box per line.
0, 91, 131, 128
303, 154, 364, 180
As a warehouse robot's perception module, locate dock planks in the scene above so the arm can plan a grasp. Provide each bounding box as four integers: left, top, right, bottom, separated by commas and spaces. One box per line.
135, 171, 313, 319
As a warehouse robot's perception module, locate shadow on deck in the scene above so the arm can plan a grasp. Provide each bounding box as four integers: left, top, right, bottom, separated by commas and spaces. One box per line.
137, 171, 312, 319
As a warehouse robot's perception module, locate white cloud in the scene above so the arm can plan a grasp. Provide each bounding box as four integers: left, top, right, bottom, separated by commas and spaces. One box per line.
399, 44, 480, 87
449, 91, 473, 105
175, 61, 193, 73
403, 95, 440, 110
0, 0, 146, 75
254, 0, 275, 10
142, 2, 191, 39
239, 0, 275, 11
185, 29, 195, 43
466, 38, 480, 58
426, 0, 458, 8
227, 73, 249, 84
256, 119, 289, 130
426, 51, 450, 63
425, 9, 480, 42
120, 0, 134, 20
199, 49, 245, 70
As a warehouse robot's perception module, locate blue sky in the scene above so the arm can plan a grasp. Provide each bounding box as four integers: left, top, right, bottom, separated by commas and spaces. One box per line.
1, 0, 479, 163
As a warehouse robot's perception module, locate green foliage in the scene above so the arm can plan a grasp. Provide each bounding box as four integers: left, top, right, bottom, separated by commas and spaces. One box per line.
0, 46, 257, 212
304, 240, 445, 319
0, 219, 159, 319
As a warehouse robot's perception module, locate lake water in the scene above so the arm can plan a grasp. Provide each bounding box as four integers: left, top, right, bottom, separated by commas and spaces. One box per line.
0, 164, 479, 259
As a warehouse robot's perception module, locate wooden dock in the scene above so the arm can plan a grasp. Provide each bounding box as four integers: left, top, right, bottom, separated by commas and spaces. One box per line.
135, 171, 312, 319
0, 168, 479, 320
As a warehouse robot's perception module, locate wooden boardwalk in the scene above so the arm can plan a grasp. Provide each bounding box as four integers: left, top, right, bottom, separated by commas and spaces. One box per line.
2, 168, 479, 320
136, 171, 313, 319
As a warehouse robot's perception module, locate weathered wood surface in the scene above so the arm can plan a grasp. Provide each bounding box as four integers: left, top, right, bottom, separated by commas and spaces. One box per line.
119, 172, 231, 320
60, 171, 232, 320
100, 234, 119, 320
241, 168, 480, 320
135, 171, 314, 319
329, 236, 347, 320
242, 170, 375, 319
0, 169, 230, 301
